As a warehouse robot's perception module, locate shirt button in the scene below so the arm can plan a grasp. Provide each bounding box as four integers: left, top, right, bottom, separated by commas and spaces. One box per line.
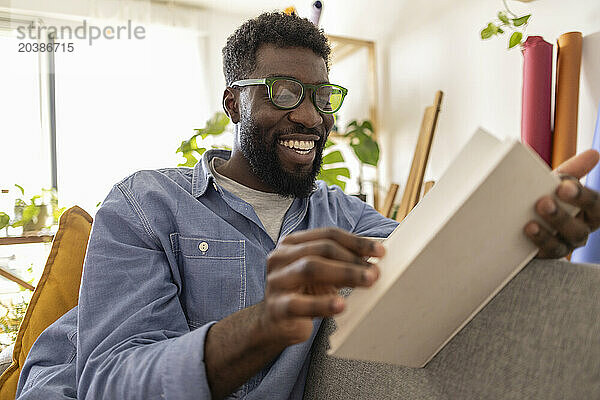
198, 241, 209, 252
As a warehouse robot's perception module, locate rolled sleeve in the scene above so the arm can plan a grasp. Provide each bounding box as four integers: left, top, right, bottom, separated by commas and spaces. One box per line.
161, 321, 217, 398
76, 181, 216, 400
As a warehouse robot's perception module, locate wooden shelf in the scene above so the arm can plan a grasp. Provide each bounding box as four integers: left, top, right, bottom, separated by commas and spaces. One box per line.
0, 234, 54, 245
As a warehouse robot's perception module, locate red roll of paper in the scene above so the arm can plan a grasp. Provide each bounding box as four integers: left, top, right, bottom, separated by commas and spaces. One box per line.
521, 36, 553, 165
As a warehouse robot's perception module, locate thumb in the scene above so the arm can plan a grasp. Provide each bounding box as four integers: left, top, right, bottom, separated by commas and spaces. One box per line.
553, 149, 600, 179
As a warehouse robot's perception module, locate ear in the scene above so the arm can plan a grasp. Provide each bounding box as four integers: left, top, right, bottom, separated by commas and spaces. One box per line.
222, 87, 240, 123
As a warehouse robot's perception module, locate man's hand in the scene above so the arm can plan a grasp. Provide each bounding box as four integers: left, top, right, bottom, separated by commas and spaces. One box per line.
261, 227, 385, 346
204, 227, 384, 399
525, 149, 600, 258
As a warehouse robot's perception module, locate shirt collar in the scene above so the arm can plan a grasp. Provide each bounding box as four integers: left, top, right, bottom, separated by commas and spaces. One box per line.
192, 149, 232, 198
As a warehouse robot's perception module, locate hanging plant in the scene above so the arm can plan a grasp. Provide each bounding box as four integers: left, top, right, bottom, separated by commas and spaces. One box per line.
480, 0, 532, 49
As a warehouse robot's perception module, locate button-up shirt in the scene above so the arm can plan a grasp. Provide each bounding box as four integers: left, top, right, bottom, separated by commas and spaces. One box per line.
17, 150, 398, 400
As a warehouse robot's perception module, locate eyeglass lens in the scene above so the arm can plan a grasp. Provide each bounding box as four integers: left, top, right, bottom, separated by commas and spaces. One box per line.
271, 79, 343, 113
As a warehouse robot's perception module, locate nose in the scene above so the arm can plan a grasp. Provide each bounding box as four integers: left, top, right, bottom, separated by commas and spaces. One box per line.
288, 94, 323, 129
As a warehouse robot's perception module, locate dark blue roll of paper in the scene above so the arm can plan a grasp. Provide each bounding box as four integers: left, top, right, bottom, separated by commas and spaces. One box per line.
571, 102, 600, 263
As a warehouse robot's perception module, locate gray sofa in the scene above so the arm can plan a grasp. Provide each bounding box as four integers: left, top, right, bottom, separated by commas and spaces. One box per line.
304, 259, 600, 400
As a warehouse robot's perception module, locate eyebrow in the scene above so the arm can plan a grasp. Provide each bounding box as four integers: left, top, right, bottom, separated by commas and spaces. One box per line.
263, 74, 330, 85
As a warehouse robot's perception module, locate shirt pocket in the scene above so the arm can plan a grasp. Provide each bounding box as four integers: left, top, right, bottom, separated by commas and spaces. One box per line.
170, 234, 246, 327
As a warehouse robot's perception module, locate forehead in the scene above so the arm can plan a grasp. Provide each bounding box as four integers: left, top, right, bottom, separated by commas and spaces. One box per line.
253, 44, 329, 83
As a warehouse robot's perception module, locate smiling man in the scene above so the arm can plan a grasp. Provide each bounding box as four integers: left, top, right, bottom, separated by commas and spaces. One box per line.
15, 12, 600, 400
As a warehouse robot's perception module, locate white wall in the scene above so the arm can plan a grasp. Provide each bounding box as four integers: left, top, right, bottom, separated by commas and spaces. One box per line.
3, 0, 599, 206
377, 0, 600, 191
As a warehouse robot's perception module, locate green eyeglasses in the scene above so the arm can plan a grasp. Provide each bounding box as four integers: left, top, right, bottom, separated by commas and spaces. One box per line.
231, 76, 348, 114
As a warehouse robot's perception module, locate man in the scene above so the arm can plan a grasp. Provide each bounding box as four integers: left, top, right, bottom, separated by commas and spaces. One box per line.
16, 12, 600, 400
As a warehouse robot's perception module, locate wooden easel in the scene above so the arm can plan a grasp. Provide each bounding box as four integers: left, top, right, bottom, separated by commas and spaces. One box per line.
395, 91, 444, 221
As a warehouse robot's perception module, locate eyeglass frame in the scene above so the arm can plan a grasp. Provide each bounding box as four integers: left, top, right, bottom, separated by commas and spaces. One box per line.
230, 76, 348, 114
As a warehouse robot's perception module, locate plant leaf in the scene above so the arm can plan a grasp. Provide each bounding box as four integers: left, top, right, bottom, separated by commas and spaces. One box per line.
498, 11, 509, 24
322, 150, 344, 164
350, 131, 380, 166
21, 204, 39, 224
361, 120, 374, 133
14, 184, 24, 196
317, 166, 350, 191
509, 31, 523, 48
481, 23, 499, 40
177, 153, 199, 167
0, 213, 9, 230
512, 14, 531, 27
481, 27, 493, 40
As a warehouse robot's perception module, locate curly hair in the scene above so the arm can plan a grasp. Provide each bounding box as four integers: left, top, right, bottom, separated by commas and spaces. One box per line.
222, 12, 331, 86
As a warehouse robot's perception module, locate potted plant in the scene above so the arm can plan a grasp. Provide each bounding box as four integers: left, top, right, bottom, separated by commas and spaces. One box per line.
9, 185, 64, 235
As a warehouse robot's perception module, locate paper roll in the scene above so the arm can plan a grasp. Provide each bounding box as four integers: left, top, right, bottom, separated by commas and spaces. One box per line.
571, 102, 600, 263
309, 1, 323, 26
521, 36, 553, 166
552, 32, 583, 169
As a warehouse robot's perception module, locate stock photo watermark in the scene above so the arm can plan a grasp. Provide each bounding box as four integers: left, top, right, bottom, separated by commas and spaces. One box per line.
15, 20, 146, 52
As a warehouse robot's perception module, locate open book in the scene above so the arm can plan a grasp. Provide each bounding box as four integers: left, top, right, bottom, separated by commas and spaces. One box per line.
328, 128, 575, 367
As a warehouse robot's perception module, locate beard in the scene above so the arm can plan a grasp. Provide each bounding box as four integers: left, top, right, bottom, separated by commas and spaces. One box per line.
238, 116, 326, 198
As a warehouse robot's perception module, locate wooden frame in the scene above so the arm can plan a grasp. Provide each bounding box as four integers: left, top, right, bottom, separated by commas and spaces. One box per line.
327, 34, 380, 209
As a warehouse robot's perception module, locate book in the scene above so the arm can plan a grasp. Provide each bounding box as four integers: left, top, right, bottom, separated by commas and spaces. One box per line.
328, 128, 576, 367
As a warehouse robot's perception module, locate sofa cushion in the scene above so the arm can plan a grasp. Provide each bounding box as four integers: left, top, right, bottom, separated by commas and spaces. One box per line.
0, 207, 92, 400
304, 259, 600, 400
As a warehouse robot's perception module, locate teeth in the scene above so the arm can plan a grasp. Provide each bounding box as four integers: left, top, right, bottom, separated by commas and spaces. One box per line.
278, 139, 315, 151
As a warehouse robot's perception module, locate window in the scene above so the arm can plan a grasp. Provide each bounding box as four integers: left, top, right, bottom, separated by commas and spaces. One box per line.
53, 23, 210, 213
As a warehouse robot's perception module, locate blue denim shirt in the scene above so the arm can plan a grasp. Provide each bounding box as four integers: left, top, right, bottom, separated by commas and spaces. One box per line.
17, 149, 398, 400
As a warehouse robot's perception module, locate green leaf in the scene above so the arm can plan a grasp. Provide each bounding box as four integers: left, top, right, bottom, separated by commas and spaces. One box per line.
498, 11, 509, 24
0, 213, 9, 230
481, 27, 492, 40
177, 152, 199, 167
211, 144, 232, 150
324, 139, 335, 149
22, 204, 39, 223
317, 167, 350, 191
509, 31, 523, 49
512, 14, 531, 27
481, 23, 499, 40
350, 131, 380, 166
14, 184, 24, 196
361, 120, 374, 133
322, 150, 344, 164
497, 27, 504, 34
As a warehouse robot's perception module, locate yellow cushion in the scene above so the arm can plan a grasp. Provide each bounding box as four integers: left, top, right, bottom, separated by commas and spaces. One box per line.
0, 206, 92, 399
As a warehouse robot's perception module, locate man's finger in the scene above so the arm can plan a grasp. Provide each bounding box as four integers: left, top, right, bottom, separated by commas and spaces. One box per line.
556, 179, 600, 229
267, 255, 379, 291
553, 149, 600, 179
534, 196, 590, 248
267, 293, 345, 320
524, 221, 571, 259
267, 238, 371, 273
281, 227, 385, 257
